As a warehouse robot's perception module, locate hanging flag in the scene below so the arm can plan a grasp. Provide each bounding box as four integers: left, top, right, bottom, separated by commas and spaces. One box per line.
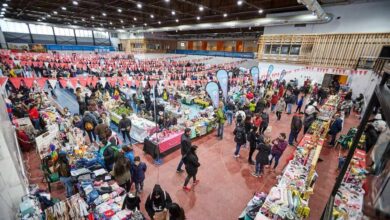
205, 82, 220, 108
266, 65, 274, 80
250, 66, 259, 87
216, 69, 229, 101
0, 77, 8, 87
48, 79, 58, 89
78, 78, 88, 87
279, 69, 287, 82
36, 78, 47, 88
22, 78, 35, 88
9, 78, 22, 89
59, 79, 67, 88
69, 78, 78, 88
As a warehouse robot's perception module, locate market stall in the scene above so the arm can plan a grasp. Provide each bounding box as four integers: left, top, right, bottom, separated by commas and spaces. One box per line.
129, 114, 158, 143
143, 130, 184, 159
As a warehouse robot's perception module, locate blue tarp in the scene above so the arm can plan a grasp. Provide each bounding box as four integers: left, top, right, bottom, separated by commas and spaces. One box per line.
169, 49, 255, 59
46, 44, 115, 51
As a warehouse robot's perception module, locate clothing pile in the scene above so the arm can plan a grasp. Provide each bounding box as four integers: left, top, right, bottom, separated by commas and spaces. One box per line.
44, 194, 89, 220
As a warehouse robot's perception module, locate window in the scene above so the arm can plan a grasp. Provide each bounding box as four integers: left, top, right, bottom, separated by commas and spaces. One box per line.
264, 45, 271, 54
290, 45, 301, 55
271, 45, 281, 54
93, 31, 109, 39
281, 45, 290, 55
29, 24, 53, 35
0, 20, 29, 33
75, 29, 92, 37
54, 27, 75, 36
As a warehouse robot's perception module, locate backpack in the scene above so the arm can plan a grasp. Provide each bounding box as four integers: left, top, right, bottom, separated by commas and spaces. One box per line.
85, 121, 94, 131
235, 126, 246, 143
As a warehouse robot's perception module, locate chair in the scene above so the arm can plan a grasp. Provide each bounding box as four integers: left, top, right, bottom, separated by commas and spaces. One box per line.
41, 155, 60, 192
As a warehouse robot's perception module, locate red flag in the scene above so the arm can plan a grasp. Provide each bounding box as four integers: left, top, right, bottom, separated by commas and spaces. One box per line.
89, 77, 98, 87
22, 78, 35, 88
78, 78, 88, 87
70, 78, 78, 88
59, 79, 68, 88
0, 77, 7, 87
9, 77, 22, 89
36, 78, 47, 88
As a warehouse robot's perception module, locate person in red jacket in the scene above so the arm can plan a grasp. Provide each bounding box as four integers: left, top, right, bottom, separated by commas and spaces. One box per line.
28, 104, 41, 130
270, 92, 279, 112
278, 84, 284, 98
246, 90, 254, 100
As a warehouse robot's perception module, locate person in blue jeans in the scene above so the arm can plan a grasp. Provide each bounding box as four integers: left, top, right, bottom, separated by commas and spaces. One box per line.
233, 123, 247, 158
269, 133, 288, 170
252, 138, 271, 177
216, 105, 226, 140
225, 101, 235, 125
56, 152, 74, 198
131, 156, 147, 193
328, 114, 343, 146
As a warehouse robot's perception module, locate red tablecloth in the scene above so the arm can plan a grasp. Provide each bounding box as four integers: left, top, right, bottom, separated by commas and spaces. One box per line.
158, 132, 184, 153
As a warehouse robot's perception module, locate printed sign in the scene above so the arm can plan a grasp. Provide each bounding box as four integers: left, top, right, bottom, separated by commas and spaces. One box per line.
205, 82, 220, 108
250, 66, 260, 87
216, 69, 228, 101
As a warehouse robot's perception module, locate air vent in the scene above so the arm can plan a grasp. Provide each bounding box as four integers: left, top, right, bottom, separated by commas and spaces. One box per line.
294, 24, 306, 27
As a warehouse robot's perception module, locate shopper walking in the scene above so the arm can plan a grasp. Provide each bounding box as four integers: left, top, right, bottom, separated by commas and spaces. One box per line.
216, 103, 226, 139
110, 152, 132, 192
328, 114, 343, 146
183, 145, 200, 192
28, 104, 41, 130
269, 133, 288, 170
270, 92, 279, 112
225, 100, 235, 125
296, 95, 304, 114
252, 137, 271, 177
275, 97, 286, 121
119, 114, 132, 144
233, 122, 247, 158
259, 111, 269, 134
248, 128, 263, 165
286, 93, 296, 114
83, 111, 98, 143
288, 114, 303, 146
176, 128, 192, 173
56, 152, 74, 198
131, 156, 147, 193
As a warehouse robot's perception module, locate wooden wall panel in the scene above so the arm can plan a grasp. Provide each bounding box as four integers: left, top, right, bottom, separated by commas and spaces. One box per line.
258, 33, 390, 69
187, 41, 193, 50
217, 41, 224, 51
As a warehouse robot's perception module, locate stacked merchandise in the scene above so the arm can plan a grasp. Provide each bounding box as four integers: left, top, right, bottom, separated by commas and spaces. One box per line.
128, 114, 158, 143
332, 149, 367, 220
110, 105, 133, 124
254, 96, 341, 219
239, 192, 268, 220
143, 130, 185, 159
18, 195, 43, 220
44, 193, 89, 219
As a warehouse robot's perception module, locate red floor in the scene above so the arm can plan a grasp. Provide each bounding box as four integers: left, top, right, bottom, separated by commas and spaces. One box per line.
23, 108, 360, 220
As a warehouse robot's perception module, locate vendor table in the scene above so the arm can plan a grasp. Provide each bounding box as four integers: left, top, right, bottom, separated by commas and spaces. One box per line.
129, 114, 158, 143
143, 131, 184, 159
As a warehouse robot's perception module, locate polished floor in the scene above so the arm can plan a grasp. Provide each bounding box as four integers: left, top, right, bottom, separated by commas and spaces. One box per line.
23, 105, 359, 220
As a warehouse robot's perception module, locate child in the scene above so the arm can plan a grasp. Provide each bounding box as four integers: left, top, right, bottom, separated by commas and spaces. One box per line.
253, 138, 271, 177
131, 156, 147, 193
275, 98, 286, 120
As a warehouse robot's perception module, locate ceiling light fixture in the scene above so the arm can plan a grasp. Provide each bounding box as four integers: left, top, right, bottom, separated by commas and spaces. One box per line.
158, 21, 161, 24
2, 3, 8, 7
175, 19, 179, 23
120, 19, 123, 23
144, 23, 147, 26
102, 12, 106, 16
91, 16, 95, 19
74, 20, 78, 23
117, 8, 122, 13
137, 3, 142, 8
196, 16, 200, 20
82, 18, 85, 21
61, 6, 66, 10
132, 24, 135, 28
0, 11, 4, 15
258, 9, 263, 14
73, 1, 78, 5
122, 26, 125, 28
150, 14, 154, 18
37, 19, 41, 22
100, 23, 103, 26
109, 21, 113, 25
171, 11, 175, 15
1, 8, 6, 11
47, 14, 51, 17
53, 11, 58, 14
133, 17, 137, 21
237, 0, 243, 6
42, 17, 46, 20
199, 6, 204, 11
165, 0, 170, 2
223, 13, 227, 17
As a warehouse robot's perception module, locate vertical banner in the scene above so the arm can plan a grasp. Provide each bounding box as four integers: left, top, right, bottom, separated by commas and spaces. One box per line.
250, 66, 260, 87
266, 64, 274, 80
279, 69, 287, 81
216, 69, 228, 101
205, 82, 220, 108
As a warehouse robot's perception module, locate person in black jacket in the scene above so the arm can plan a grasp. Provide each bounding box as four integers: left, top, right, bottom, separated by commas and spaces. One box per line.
259, 111, 269, 134
99, 139, 116, 171
118, 114, 132, 144
247, 128, 260, 165
122, 192, 141, 211
364, 124, 379, 152
176, 128, 192, 173
303, 113, 317, 134
288, 114, 303, 145
145, 184, 172, 219
233, 122, 247, 158
183, 145, 200, 191
167, 203, 186, 220
252, 138, 271, 177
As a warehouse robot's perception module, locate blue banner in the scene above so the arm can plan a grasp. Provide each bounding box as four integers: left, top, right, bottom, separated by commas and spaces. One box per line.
216, 69, 228, 101
169, 49, 255, 59
279, 69, 287, 82
205, 82, 220, 108
266, 64, 274, 80
250, 66, 259, 87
